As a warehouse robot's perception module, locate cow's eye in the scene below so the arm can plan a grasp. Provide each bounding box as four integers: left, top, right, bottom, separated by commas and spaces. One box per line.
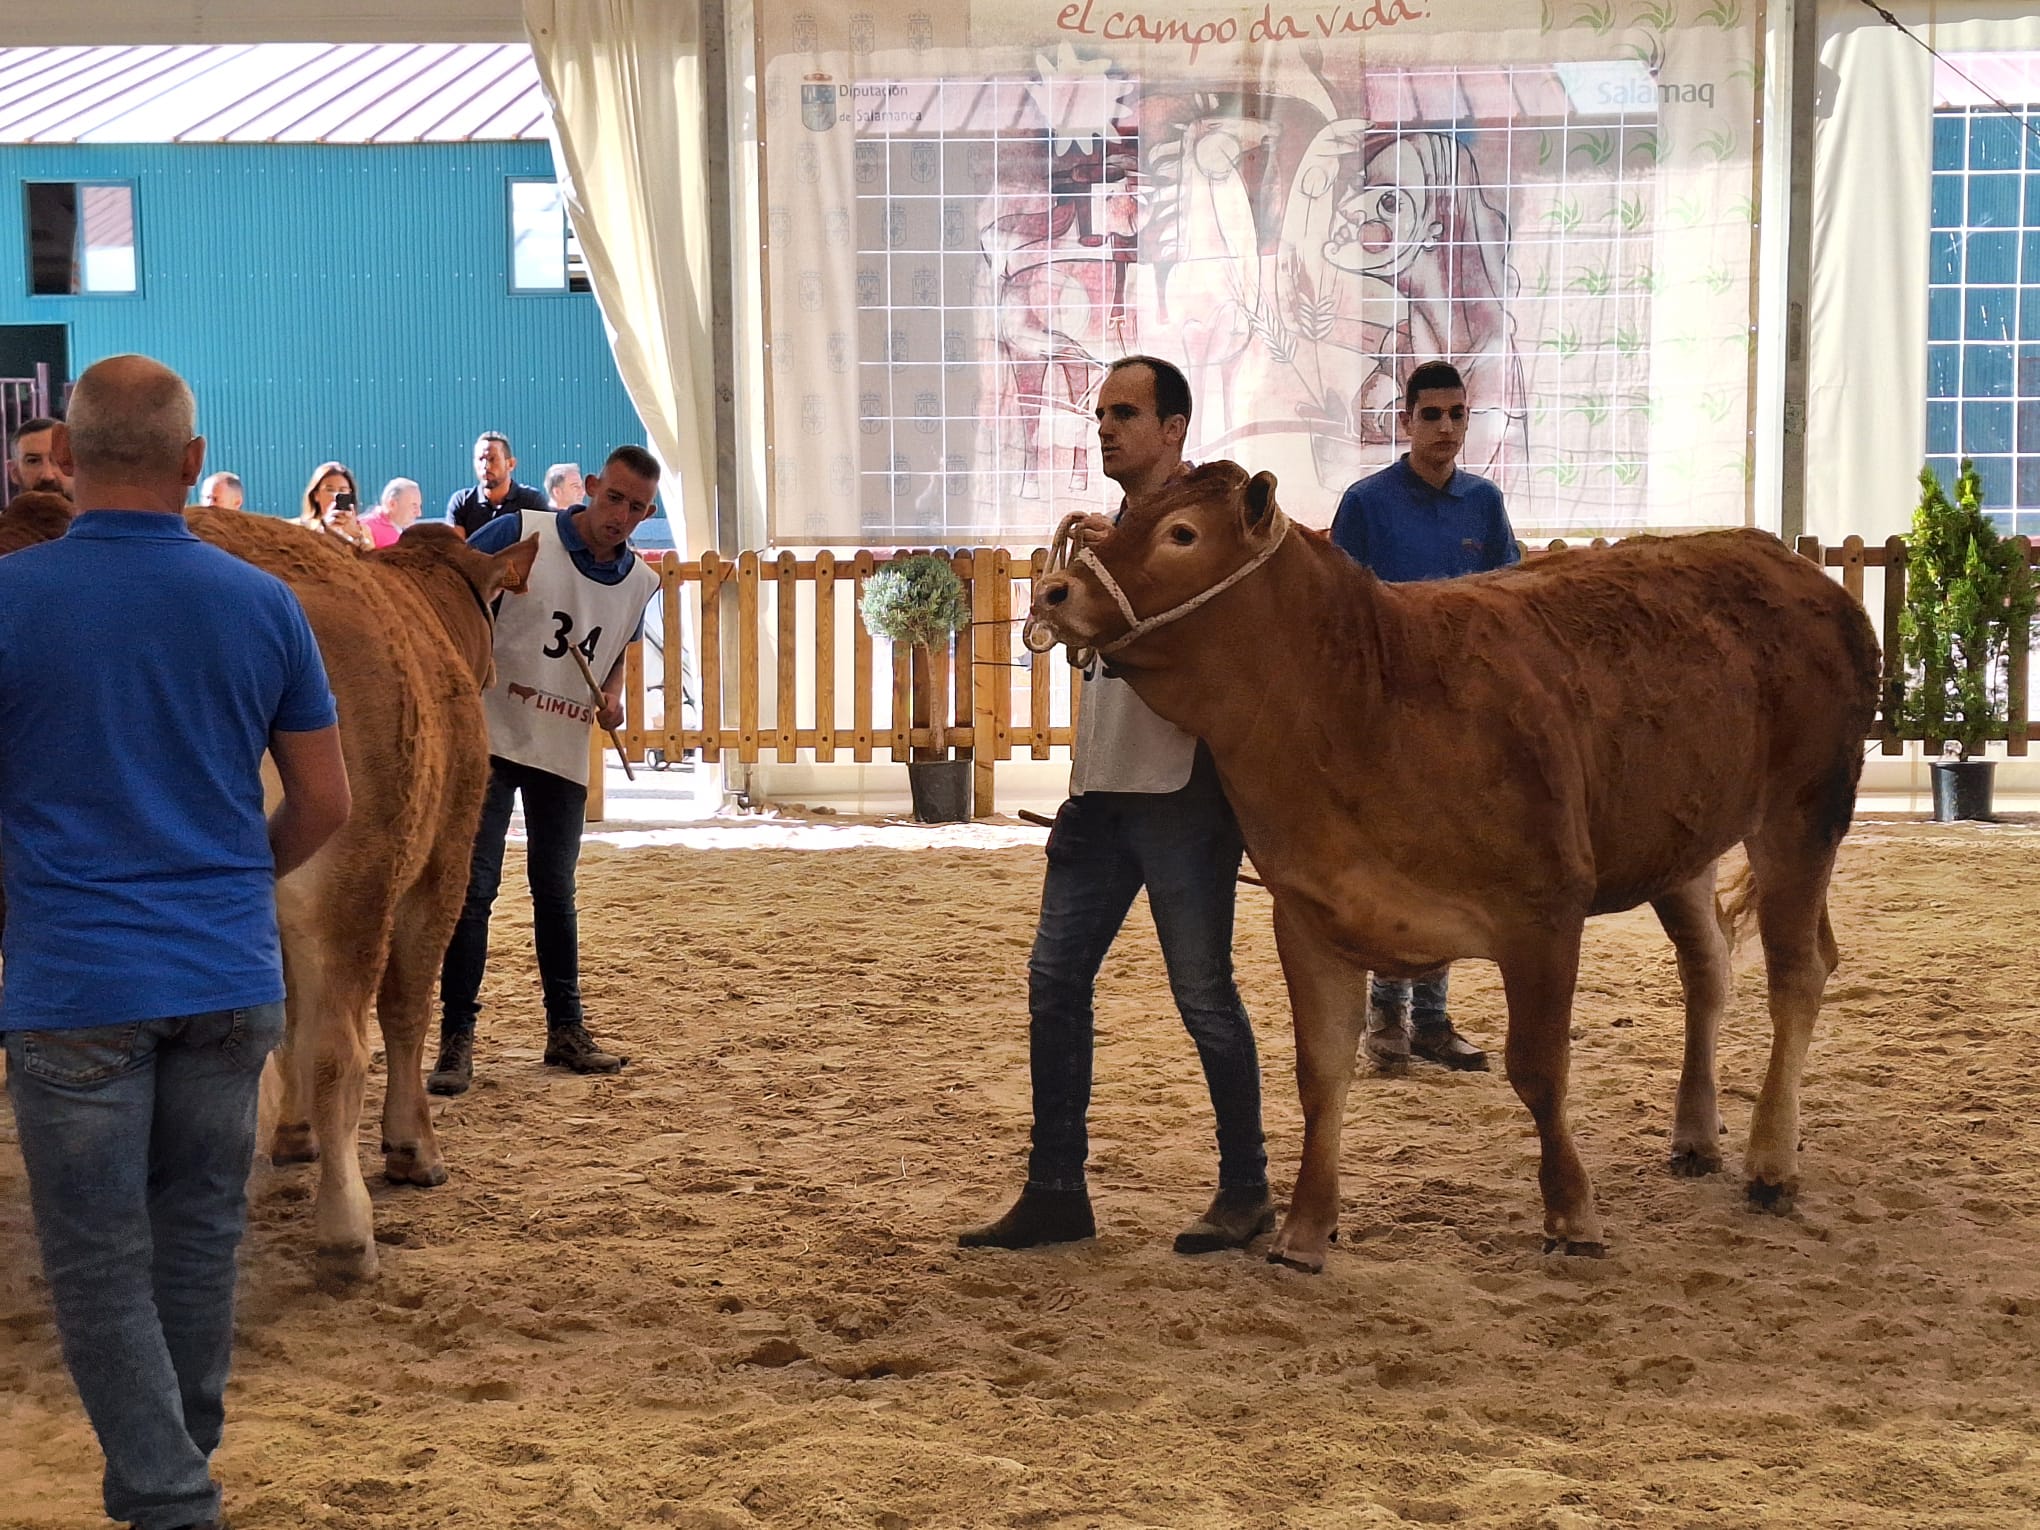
1169, 525, 1196, 545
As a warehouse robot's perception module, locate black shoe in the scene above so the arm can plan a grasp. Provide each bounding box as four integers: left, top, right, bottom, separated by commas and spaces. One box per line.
426, 1029, 474, 1096
958, 1186, 1095, 1249
543, 1022, 626, 1074
1174, 1186, 1277, 1254
1411, 1018, 1489, 1072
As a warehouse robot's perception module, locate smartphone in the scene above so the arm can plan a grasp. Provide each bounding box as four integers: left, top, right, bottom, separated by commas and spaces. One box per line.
332, 492, 357, 515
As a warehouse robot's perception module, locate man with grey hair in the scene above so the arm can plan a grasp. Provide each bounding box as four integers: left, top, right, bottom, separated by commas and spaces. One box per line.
361, 476, 422, 549
198, 470, 243, 511
544, 461, 583, 509
0, 353, 352, 1530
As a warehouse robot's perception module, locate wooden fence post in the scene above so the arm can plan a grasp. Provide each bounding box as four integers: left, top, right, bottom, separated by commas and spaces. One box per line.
1881, 536, 1907, 755
586, 729, 606, 823
737, 552, 760, 765
814, 552, 837, 763
970, 547, 999, 817
2010, 538, 2033, 757
697, 553, 723, 764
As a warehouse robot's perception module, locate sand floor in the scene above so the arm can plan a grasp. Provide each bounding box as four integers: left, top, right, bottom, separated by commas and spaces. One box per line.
2, 817, 2038, 1529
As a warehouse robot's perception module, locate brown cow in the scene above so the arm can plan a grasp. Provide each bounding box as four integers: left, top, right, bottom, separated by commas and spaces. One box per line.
0, 490, 76, 556
182, 510, 537, 1279
1025, 462, 1880, 1271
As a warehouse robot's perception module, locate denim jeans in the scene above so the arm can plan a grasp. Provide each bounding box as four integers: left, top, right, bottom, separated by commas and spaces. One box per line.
440, 755, 587, 1035
1025, 754, 1267, 1194
1370, 968, 1451, 1024
5, 1001, 285, 1530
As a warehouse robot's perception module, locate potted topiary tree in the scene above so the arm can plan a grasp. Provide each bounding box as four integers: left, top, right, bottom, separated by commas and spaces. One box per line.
1895, 458, 2035, 821
859, 552, 973, 822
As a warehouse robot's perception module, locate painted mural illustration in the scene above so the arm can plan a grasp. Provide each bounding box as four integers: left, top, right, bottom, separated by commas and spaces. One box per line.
762, 1, 1759, 543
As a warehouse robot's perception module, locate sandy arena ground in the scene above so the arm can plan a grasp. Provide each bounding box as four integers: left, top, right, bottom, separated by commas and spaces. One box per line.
3, 816, 2038, 1529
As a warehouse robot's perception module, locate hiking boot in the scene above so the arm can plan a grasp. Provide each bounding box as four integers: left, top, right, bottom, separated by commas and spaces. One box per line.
958, 1186, 1095, 1249
426, 1030, 473, 1096
1173, 1185, 1277, 1254
543, 1022, 626, 1074
1411, 1016, 1489, 1072
1362, 999, 1410, 1073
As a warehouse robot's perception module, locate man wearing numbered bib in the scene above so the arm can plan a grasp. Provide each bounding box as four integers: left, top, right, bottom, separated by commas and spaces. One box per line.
428, 446, 663, 1093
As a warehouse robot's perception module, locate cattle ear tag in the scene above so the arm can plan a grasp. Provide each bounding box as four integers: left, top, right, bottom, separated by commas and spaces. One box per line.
1242, 471, 1279, 533
495, 534, 541, 595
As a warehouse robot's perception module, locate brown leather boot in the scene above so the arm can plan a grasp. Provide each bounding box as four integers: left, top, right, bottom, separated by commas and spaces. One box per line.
958, 1187, 1095, 1249
543, 1022, 625, 1073
426, 1029, 473, 1096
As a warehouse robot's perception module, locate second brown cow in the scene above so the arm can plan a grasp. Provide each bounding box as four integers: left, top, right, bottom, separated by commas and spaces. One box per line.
1026, 462, 1880, 1271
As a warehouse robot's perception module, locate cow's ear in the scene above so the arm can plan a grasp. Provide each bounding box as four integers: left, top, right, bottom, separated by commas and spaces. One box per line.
493, 533, 541, 595
1243, 471, 1279, 533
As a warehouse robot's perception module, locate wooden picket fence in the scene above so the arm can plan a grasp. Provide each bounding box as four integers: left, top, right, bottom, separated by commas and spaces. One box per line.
599, 533, 2040, 817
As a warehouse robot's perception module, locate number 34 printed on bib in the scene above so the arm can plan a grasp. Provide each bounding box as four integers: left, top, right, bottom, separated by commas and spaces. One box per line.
543, 610, 604, 664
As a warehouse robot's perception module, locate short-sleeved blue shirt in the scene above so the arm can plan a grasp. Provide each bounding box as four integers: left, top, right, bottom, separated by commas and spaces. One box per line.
0, 511, 338, 1031
1328, 456, 1521, 583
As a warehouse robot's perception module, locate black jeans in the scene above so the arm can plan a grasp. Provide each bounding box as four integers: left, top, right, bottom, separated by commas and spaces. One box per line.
1025, 751, 1267, 1194
440, 756, 587, 1036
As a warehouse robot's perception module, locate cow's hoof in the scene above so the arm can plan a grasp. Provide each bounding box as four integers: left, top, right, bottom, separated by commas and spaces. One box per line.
1542, 1237, 1607, 1258
269, 1124, 320, 1165
1668, 1149, 1723, 1178
1746, 1177, 1797, 1214
384, 1150, 448, 1188
1267, 1248, 1326, 1274
316, 1241, 379, 1284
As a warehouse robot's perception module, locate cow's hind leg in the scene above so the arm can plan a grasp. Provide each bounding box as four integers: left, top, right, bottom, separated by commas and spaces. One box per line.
1265, 901, 1367, 1274
1742, 825, 1841, 1213
288, 934, 384, 1281
266, 947, 318, 1165
378, 866, 459, 1189
1497, 927, 1603, 1255
1651, 864, 1729, 1176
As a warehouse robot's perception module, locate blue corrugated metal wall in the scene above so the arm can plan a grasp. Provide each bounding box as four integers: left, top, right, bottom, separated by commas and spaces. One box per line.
0, 140, 645, 525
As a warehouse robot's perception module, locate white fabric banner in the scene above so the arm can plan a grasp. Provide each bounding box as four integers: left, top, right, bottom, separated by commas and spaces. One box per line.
758, 0, 1764, 544
525, 0, 717, 559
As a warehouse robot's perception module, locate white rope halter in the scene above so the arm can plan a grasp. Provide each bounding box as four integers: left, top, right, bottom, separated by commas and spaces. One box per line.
1022, 506, 1290, 667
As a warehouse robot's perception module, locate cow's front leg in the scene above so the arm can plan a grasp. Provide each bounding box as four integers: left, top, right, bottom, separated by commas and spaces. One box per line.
1497, 928, 1603, 1255
1266, 900, 1366, 1273
1651, 866, 1729, 1176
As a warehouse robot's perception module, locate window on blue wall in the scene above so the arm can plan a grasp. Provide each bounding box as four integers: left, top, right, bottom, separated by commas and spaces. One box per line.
25, 182, 138, 296
509, 180, 590, 293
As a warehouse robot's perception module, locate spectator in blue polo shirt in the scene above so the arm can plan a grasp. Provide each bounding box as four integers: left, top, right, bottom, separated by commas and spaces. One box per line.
445, 430, 551, 537
1329, 358, 1520, 1074
0, 354, 352, 1530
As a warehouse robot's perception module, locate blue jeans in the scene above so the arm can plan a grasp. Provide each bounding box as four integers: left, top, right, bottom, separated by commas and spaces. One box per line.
5, 1001, 285, 1530
1370, 968, 1451, 1024
1026, 755, 1267, 1194
440, 756, 587, 1035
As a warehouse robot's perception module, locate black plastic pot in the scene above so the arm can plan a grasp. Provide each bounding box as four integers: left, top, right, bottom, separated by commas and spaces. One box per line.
1930, 758, 1995, 822
908, 758, 973, 823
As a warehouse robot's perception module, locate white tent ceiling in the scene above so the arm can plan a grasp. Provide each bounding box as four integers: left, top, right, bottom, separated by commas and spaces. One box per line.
7, 0, 524, 46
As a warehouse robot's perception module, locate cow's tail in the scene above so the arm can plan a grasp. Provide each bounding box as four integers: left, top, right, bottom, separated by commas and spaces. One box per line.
1715, 858, 1761, 955
1716, 859, 1842, 975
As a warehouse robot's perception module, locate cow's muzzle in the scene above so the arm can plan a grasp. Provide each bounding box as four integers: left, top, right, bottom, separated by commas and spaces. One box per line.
1021, 573, 1075, 653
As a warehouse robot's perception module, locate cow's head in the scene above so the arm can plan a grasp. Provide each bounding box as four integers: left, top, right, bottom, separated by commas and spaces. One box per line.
372, 524, 540, 689
1025, 461, 1287, 664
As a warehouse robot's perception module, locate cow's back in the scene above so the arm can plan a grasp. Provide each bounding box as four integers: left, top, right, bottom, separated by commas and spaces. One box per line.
1372, 529, 1878, 907
186, 509, 485, 911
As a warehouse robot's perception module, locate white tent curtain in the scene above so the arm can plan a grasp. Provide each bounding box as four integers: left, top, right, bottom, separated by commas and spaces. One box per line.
524, 0, 717, 558
1811, 0, 2040, 545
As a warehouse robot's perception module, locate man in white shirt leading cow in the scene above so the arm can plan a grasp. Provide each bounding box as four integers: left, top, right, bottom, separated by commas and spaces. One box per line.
960, 355, 1272, 1256
428, 445, 663, 1092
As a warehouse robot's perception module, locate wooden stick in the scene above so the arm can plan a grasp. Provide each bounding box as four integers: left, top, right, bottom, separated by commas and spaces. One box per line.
1014, 808, 1264, 887
568, 644, 635, 781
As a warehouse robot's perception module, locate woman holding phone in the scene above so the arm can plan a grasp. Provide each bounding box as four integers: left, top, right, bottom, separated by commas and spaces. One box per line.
297, 461, 373, 550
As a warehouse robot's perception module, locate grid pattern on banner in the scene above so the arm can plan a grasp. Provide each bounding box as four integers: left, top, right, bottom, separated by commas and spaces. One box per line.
841, 66, 1671, 544
1927, 102, 2040, 538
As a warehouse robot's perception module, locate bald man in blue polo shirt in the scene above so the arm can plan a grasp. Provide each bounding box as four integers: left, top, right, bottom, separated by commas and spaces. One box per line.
0, 355, 351, 1530
1330, 359, 1519, 1074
